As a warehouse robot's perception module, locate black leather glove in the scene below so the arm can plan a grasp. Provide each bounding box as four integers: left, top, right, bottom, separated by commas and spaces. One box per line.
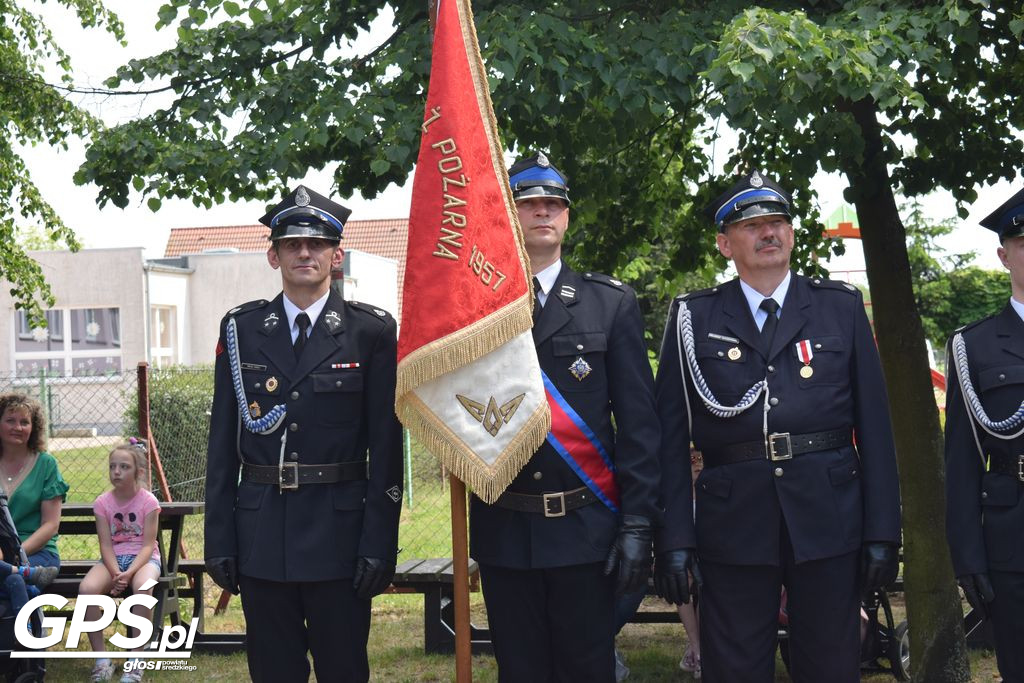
957, 573, 995, 619
353, 556, 396, 599
654, 549, 703, 605
602, 515, 653, 595
861, 542, 899, 594
206, 556, 239, 595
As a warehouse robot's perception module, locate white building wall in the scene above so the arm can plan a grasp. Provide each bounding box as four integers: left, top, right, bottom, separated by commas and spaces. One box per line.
344, 250, 399, 316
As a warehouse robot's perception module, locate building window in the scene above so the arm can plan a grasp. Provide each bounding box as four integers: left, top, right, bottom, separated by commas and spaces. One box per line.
150, 306, 177, 369
13, 308, 122, 378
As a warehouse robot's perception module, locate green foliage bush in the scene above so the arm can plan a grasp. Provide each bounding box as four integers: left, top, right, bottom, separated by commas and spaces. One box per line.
125, 366, 214, 502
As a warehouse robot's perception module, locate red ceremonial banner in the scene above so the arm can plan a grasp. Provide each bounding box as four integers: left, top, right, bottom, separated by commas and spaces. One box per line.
395, 0, 549, 500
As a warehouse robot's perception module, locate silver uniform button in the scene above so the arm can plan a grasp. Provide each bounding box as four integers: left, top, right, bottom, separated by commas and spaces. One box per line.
774, 467, 784, 477
717, 351, 724, 357
336, 380, 344, 388
999, 374, 1006, 381
577, 344, 584, 351
815, 343, 822, 350
981, 491, 988, 499
533, 471, 543, 480
769, 397, 779, 406
289, 452, 298, 460
289, 423, 298, 432
767, 365, 775, 373
291, 391, 300, 400
254, 382, 262, 389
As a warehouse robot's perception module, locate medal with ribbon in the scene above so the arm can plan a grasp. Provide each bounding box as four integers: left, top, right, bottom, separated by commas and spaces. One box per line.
795, 339, 814, 378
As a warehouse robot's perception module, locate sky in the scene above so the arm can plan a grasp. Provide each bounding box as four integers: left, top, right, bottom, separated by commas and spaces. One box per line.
22, 1, 1016, 271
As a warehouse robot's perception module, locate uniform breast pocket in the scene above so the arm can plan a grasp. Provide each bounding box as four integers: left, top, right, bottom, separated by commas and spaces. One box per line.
313, 371, 363, 426
695, 341, 753, 399
242, 370, 282, 417
551, 332, 607, 393
796, 335, 848, 388
977, 365, 1024, 405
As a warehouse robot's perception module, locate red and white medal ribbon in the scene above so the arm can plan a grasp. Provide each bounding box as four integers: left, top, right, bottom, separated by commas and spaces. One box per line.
796, 339, 813, 365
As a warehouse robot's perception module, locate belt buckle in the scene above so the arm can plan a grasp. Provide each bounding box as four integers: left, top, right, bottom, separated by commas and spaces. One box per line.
542, 492, 566, 518
1018, 455, 1024, 483
280, 462, 299, 491
767, 433, 793, 461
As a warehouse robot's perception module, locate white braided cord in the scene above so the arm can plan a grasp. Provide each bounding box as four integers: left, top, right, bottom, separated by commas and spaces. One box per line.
676, 300, 766, 419
952, 332, 1024, 440
227, 317, 287, 434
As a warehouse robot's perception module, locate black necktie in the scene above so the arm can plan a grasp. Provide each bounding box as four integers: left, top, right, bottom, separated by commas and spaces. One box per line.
294, 312, 310, 359
532, 277, 543, 323
759, 298, 780, 354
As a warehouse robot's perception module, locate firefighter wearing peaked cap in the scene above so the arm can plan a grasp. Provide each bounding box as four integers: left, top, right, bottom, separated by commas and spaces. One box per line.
945, 187, 1024, 682
653, 170, 902, 682
469, 152, 661, 682
204, 185, 403, 683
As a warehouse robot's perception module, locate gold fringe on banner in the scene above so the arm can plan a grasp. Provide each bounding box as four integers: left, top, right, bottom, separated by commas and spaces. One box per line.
397, 390, 551, 503
396, 294, 533, 398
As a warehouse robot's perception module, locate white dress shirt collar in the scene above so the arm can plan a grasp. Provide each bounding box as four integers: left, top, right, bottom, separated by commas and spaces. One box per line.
1010, 296, 1024, 324
739, 271, 792, 331
533, 260, 563, 307
282, 290, 330, 343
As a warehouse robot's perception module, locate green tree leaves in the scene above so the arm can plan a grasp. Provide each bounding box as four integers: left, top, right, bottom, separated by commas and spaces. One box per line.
0, 0, 121, 323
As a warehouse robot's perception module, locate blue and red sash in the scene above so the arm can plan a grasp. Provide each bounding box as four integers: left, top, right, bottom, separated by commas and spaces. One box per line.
542, 371, 620, 512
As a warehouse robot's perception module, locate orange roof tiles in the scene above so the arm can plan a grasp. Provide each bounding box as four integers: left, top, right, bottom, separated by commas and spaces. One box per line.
165, 219, 410, 304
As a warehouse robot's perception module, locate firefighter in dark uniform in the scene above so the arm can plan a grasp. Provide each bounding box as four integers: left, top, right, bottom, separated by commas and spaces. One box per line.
468, 153, 661, 682
945, 187, 1024, 683
653, 171, 902, 683
204, 185, 403, 683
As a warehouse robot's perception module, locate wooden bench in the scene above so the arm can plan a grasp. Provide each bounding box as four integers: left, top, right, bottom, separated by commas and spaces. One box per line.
390, 557, 491, 655
54, 502, 202, 638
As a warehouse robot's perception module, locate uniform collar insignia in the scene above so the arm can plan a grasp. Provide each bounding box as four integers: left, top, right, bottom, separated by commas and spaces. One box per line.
324, 309, 343, 332
262, 312, 280, 334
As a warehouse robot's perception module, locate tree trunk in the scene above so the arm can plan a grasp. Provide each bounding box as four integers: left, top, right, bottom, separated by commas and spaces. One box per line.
843, 98, 970, 683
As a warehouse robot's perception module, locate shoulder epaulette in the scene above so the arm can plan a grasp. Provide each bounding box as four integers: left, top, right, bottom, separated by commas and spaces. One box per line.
808, 277, 859, 295
953, 316, 993, 335
678, 285, 721, 301
581, 271, 626, 290
223, 299, 269, 318
348, 300, 394, 322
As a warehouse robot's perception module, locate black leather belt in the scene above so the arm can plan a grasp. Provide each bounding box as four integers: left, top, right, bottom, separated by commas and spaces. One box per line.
493, 486, 597, 518
989, 453, 1024, 483
241, 461, 366, 490
702, 428, 853, 468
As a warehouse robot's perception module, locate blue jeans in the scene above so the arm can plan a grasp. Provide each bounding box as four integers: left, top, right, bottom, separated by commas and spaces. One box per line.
3, 549, 60, 613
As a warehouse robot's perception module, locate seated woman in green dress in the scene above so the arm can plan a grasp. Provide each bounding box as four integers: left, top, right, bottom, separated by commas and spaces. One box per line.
0, 394, 70, 611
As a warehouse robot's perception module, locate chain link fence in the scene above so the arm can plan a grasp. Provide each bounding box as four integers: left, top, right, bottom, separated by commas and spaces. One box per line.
1, 366, 455, 564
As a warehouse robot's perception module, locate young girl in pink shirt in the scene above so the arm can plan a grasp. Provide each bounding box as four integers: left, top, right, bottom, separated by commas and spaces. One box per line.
82, 439, 162, 683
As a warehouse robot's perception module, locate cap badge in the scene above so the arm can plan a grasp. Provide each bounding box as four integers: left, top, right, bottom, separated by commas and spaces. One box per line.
374, 308, 386, 317
295, 186, 311, 207
537, 152, 550, 168
750, 171, 764, 188
568, 356, 592, 381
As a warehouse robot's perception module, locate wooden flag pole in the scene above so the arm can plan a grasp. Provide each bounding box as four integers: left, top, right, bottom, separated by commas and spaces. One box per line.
449, 475, 473, 682
428, 4, 471, 679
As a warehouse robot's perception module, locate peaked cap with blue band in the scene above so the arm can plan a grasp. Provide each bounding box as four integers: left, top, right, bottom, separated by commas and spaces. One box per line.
980, 186, 1024, 241
508, 152, 571, 205
260, 184, 352, 242
706, 170, 792, 232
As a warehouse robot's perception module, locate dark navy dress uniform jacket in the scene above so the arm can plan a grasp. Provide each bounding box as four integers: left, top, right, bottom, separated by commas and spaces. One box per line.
945, 304, 1024, 576
469, 265, 661, 569
656, 274, 902, 565
204, 290, 403, 582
